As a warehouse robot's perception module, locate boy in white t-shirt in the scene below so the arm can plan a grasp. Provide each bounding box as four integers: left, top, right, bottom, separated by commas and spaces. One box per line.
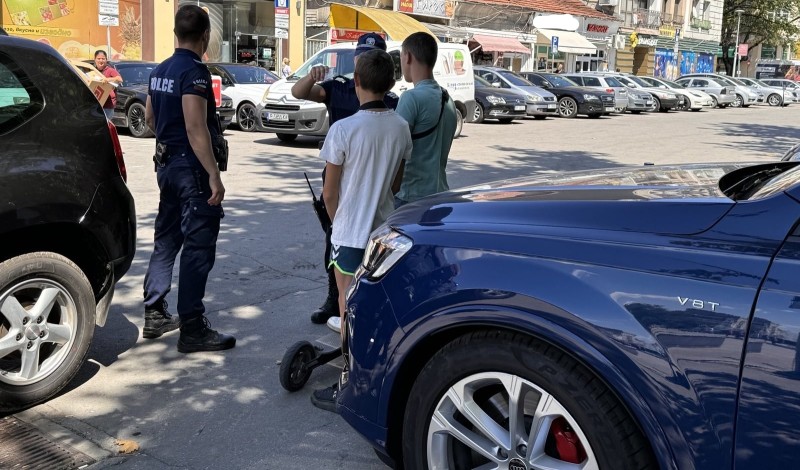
311, 49, 412, 412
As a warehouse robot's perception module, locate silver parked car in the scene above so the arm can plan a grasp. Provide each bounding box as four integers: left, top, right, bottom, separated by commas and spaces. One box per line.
563, 74, 630, 112
680, 73, 760, 108
604, 73, 683, 112
638, 76, 715, 111
738, 77, 796, 106
761, 78, 800, 93
675, 76, 737, 108
474, 66, 558, 119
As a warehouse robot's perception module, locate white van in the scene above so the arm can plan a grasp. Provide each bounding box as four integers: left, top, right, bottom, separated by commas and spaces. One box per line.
255, 41, 476, 142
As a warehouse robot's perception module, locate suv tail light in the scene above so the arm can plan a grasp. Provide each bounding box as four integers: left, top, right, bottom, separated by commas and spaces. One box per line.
606, 88, 614, 93
107, 121, 127, 182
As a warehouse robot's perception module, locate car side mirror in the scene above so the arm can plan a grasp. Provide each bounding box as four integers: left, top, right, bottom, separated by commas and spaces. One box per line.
222, 78, 233, 86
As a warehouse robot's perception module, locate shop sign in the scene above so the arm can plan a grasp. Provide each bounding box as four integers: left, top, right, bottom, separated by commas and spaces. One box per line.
638, 35, 659, 47
331, 29, 386, 43
397, 0, 455, 20
275, 0, 290, 29
578, 17, 618, 41
586, 24, 608, 34
659, 25, 676, 38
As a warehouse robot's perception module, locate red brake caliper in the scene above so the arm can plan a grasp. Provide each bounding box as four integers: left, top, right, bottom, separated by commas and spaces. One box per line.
549, 417, 587, 464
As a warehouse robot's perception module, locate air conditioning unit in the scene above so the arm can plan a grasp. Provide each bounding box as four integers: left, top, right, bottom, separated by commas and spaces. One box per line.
598, 0, 619, 6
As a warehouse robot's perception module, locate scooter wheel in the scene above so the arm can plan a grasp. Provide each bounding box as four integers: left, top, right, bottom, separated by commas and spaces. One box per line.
279, 341, 317, 392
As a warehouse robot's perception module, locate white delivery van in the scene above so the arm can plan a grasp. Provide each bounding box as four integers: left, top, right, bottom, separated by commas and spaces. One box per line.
255, 40, 476, 142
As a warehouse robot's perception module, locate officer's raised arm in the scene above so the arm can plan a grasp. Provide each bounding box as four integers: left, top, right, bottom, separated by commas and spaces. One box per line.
291, 65, 329, 103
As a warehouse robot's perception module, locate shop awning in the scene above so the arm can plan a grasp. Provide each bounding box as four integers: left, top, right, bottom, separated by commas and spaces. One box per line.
536, 29, 597, 54
329, 4, 435, 42
470, 34, 530, 54
424, 23, 471, 42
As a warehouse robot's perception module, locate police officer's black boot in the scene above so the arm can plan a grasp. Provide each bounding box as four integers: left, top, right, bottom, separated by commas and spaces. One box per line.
311, 268, 339, 324
177, 315, 236, 353
143, 300, 180, 339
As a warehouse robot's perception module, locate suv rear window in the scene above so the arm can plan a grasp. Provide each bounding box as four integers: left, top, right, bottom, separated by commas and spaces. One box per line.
0, 54, 43, 134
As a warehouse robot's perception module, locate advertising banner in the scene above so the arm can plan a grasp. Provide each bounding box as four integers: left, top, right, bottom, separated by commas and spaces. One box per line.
397, 0, 455, 20
1, 0, 142, 60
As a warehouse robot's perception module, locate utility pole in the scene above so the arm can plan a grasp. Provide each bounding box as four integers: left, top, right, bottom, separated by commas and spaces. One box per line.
733, 9, 744, 77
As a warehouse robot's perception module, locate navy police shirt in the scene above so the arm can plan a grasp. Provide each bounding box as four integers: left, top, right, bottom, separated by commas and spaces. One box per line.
320, 76, 399, 125
148, 48, 218, 149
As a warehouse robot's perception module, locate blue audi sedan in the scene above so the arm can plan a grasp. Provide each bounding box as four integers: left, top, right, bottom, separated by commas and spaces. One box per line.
338, 161, 800, 470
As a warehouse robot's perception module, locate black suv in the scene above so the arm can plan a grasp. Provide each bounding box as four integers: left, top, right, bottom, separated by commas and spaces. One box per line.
519, 72, 615, 118
0, 35, 136, 414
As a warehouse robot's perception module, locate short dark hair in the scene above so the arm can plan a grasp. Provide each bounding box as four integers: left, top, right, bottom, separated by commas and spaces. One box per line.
174, 5, 210, 42
354, 49, 395, 94
402, 32, 437, 69
94, 50, 107, 58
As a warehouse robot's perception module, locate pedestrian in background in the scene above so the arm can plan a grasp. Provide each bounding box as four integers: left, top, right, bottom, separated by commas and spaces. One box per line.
143, 4, 235, 353
93, 50, 122, 119
310, 49, 412, 412
291, 33, 398, 332
281, 57, 291, 78
393, 32, 457, 208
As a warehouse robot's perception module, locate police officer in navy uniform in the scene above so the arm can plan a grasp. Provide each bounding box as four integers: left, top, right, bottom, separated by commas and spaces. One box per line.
292, 33, 398, 330
142, 4, 235, 353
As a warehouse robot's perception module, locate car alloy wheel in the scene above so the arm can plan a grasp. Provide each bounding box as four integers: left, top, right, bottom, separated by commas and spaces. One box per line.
0, 253, 95, 414
473, 103, 485, 124
711, 95, 719, 108
676, 97, 689, 111
237, 103, 257, 132
649, 97, 660, 112
732, 94, 744, 108
402, 332, 656, 470
454, 108, 464, 138
127, 102, 153, 138
767, 94, 782, 107
557, 97, 578, 118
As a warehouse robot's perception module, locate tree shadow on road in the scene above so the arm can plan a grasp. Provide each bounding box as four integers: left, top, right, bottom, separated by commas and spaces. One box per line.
702, 121, 800, 157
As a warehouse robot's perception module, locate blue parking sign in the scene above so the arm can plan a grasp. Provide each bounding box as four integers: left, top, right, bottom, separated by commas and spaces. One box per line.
551, 36, 559, 54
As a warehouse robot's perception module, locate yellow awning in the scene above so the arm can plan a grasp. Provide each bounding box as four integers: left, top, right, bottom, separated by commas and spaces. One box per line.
329, 4, 436, 42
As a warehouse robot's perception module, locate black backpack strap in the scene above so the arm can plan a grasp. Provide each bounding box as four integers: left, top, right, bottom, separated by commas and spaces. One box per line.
411, 89, 450, 140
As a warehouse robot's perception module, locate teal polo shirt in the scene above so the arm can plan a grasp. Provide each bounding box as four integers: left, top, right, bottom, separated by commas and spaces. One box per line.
396, 79, 457, 203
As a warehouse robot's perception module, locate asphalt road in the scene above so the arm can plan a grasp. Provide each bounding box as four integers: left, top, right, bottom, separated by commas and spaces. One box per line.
13, 105, 798, 470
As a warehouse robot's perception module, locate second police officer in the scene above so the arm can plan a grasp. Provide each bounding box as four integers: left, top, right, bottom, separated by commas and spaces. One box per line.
291, 33, 399, 333
142, 4, 235, 353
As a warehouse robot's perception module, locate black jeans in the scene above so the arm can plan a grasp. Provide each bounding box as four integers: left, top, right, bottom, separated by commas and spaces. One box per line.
143, 153, 223, 320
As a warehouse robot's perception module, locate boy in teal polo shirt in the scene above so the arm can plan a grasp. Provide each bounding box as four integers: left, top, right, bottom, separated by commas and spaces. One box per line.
394, 32, 458, 207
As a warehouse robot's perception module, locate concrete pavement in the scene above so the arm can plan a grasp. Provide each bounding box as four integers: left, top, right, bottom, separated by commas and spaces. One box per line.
12, 105, 796, 469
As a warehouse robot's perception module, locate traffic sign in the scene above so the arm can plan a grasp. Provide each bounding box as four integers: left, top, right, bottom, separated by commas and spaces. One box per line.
275, 29, 289, 39
98, 0, 119, 26
99, 15, 119, 27
551, 36, 559, 54
275, 17, 289, 29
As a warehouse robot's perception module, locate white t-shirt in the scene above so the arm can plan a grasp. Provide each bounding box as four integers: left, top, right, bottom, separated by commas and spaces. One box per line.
321, 109, 412, 249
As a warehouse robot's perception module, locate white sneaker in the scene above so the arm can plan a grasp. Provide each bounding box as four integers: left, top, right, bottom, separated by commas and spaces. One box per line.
326, 316, 342, 333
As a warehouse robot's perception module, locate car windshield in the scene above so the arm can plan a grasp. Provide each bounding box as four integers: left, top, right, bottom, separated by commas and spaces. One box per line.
542, 74, 577, 87
663, 79, 685, 88
498, 71, 534, 87
749, 78, 771, 87
290, 48, 355, 81
115, 64, 157, 86
604, 77, 624, 87
625, 75, 650, 87
219, 65, 277, 84
722, 75, 747, 86
474, 75, 492, 87
616, 76, 636, 87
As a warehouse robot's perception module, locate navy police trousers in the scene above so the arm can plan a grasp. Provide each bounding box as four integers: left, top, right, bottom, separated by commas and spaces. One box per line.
143, 153, 223, 320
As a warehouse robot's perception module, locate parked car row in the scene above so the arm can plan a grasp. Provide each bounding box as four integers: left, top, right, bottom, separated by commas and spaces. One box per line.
74, 60, 278, 138
468, 68, 798, 125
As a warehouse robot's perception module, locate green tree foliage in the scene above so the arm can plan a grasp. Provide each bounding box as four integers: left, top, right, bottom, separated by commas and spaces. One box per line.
720, 0, 800, 74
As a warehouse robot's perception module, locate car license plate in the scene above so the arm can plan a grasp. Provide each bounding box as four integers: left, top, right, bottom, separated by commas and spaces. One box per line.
267, 112, 289, 122
604, 107, 614, 112
514, 105, 525, 111
547, 103, 557, 109
646, 100, 653, 105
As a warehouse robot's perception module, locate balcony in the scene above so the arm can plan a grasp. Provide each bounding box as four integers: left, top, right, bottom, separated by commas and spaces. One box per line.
690, 16, 712, 30
616, 7, 662, 30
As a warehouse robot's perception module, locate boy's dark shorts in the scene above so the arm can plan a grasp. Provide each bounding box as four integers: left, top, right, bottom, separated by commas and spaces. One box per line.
328, 244, 366, 276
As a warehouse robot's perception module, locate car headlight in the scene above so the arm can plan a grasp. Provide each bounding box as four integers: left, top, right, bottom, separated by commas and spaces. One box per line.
527, 94, 542, 102
361, 226, 413, 280
486, 95, 505, 105
583, 94, 599, 101
261, 88, 270, 103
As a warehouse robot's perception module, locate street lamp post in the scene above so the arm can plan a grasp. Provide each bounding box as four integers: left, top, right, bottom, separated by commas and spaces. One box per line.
733, 9, 745, 77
